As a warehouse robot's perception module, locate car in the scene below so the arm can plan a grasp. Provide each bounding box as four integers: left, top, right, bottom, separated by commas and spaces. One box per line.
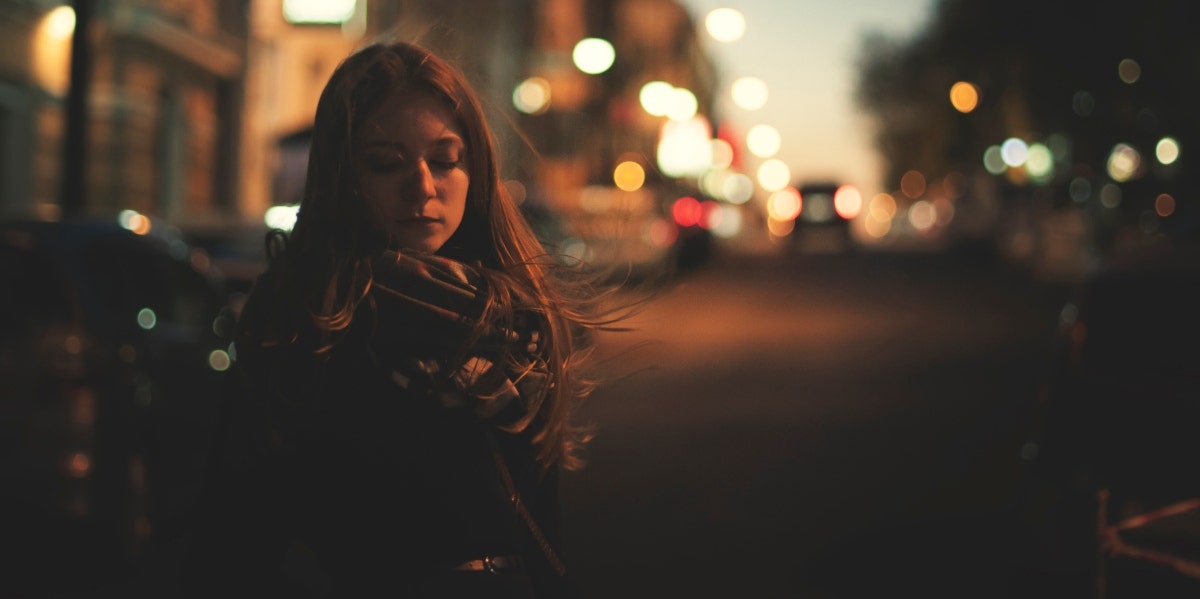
789, 182, 859, 252
0, 216, 237, 594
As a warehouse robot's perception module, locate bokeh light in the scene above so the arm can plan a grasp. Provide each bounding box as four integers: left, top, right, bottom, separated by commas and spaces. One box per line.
1155, 193, 1176, 217
283, 0, 355, 23
672, 196, 703, 227
264, 204, 300, 231
513, 77, 551, 114
1118, 58, 1141, 84
1106, 143, 1141, 182
756, 159, 791, 192
833, 185, 863, 219
572, 38, 615, 75
639, 81, 674, 117
908, 200, 937, 232
731, 76, 768, 110
208, 349, 232, 372
710, 139, 734, 169
1025, 143, 1054, 182
1069, 177, 1091, 203
1000, 138, 1029, 167
705, 8, 746, 42
613, 161, 646, 192
722, 172, 754, 204
46, 5, 76, 40
868, 193, 897, 221
746, 124, 781, 158
767, 187, 802, 221
666, 87, 698, 121
983, 145, 1006, 174
1100, 183, 1122, 208
900, 170, 926, 199
137, 308, 157, 330
709, 205, 743, 238
949, 81, 980, 113
1156, 137, 1180, 165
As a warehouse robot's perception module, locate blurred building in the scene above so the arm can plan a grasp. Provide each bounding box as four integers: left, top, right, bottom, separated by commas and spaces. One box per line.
3, 0, 722, 274
0, 0, 247, 224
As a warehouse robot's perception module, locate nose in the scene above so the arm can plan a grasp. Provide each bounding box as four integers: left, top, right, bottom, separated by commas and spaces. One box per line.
410, 159, 437, 200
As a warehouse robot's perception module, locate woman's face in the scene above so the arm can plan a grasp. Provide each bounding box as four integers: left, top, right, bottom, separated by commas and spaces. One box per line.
355, 90, 469, 253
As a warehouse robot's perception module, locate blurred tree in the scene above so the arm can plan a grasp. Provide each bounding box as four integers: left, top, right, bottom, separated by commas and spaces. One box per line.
855, 0, 1199, 241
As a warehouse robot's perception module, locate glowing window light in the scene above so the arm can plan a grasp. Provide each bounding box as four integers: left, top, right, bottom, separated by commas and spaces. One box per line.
983, 146, 1006, 174
282, 0, 356, 24
265, 204, 300, 231
756, 159, 790, 192
868, 193, 897, 221
722, 173, 754, 205
1118, 58, 1141, 84
908, 200, 937, 231
1156, 137, 1180, 165
710, 139, 734, 169
766, 187, 801, 221
46, 5, 76, 40
208, 349, 232, 372
833, 185, 863, 219
1106, 143, 1141, 182
666, 87, 698, 121
1025, 143, 1055, 182
572, 38, 615, 75
949, 81, 980, 113
137, 308, 157, 330
705, 8, 746, 42
672, 196, 703, 227
1155, 193, 1176, 217
639, 81, 675, 117
746, 124, 781, 158
731, 77, 768, 110
1001, 138, 1029, 167
613, 161, 646, 192
513, 77, 551, 114
900, 170, 926, 199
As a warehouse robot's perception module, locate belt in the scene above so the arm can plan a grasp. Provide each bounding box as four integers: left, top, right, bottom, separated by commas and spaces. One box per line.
453, 555, 524, 574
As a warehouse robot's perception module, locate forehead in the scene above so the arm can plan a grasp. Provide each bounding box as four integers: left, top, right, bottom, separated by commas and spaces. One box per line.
359, 89, 464, 145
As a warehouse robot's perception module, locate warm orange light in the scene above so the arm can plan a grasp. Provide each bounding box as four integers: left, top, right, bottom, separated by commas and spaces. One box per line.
767, 217, 795, 238
900, 170, 926, 199
949, 81, 980, 113
833, 185, 863, 219
128, 214, 151, 235
613, 161, 646, 191
767, 187, 802, 221
868, 193, 897, 221
1155, 193, 1176, 217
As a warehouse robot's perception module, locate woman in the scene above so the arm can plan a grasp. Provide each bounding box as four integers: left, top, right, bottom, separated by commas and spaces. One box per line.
184, 41, 615, 598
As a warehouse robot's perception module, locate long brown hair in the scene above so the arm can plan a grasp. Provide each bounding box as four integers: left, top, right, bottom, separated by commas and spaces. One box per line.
238, 41, 619, 471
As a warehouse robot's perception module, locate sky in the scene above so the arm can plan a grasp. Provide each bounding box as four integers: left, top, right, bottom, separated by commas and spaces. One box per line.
676, 0, 935, 197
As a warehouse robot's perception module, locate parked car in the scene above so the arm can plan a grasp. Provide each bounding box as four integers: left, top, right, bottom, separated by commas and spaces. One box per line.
0, 216, 236, 594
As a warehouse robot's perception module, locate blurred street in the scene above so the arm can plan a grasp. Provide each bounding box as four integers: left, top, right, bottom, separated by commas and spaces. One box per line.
561, 244, 1075, 598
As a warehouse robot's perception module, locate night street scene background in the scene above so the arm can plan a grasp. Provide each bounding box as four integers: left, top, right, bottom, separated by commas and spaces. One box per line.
2, 0, 1199, 597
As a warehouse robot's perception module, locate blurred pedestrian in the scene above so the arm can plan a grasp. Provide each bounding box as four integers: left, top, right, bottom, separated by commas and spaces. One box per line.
183, 40, 620, 598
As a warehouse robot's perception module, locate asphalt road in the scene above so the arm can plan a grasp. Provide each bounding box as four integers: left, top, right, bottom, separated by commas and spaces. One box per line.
559, 245, 1077, 598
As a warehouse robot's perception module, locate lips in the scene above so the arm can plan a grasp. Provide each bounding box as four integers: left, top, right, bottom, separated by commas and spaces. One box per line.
397, 216, 439, 225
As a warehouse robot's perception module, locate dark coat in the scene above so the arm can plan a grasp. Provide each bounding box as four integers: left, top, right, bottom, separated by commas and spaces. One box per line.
182, 252, 575, 598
